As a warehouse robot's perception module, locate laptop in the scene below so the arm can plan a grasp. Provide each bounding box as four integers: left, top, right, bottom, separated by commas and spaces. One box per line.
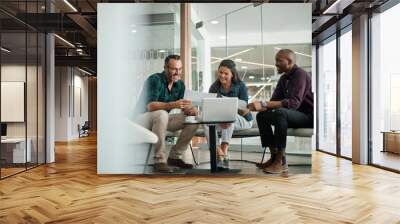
200, 97, 238, 122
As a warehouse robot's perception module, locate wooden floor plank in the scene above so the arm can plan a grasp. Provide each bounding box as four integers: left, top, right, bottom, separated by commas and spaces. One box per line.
1, 135, 400, 223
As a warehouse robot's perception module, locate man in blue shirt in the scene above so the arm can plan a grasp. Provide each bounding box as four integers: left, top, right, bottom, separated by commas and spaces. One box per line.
248, 49, 314, 174
142, 55, 199, 173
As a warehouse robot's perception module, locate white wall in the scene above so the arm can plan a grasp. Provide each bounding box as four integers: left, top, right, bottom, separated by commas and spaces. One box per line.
55, 67, 89, 141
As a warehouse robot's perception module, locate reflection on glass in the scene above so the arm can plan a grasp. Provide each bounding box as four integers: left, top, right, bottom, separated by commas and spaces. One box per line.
371, 4, 400, 171
318, 37, 337, 154
340, 29, 352, 158
191, 22, 200, 91
139, 4, 180, 77
228, 5, 263, 103
205, 14, 227, 85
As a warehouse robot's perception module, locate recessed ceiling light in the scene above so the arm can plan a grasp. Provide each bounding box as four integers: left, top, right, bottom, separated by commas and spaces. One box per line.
159, 50, 166, 53
63, 0, 78, 12
78, 67, 92, 76
219, 36, 226, 40
76, 48, 83, 52
211, 20, 219, 25
41, 5, 45, 10
249, 75, 255, 79
1, 47, 11, 53
241, 66, 247, 69
131, 29, 137, 33
260, 77, 266, 81
323, 0, 345, 14
235, 58, 242, 62
54, 34, 75, 48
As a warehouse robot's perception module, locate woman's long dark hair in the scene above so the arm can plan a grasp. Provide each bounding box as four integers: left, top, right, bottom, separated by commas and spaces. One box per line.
218, 59, 241, 84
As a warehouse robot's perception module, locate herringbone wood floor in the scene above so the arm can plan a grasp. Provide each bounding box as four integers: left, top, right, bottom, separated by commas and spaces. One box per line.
1, 135, 400, 223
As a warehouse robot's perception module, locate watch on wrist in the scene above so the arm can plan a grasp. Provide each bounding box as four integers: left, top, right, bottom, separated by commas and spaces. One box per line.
261, 101, 268, 108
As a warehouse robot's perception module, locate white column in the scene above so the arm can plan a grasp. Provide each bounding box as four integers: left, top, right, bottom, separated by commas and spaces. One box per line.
352, 14, 369, 164
46, 33, 55, 163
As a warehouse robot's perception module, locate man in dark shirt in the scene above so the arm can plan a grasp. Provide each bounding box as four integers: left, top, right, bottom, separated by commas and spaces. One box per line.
248, 49, 313, 174
141, 55, 199, 173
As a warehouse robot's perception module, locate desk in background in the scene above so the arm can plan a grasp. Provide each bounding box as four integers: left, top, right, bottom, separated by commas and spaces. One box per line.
1, 138, 32, 164
382, 131, 400, 154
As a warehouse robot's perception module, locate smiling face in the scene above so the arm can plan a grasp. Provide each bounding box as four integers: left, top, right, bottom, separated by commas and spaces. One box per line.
218, 66, 233, 86
164, 59, 182, 83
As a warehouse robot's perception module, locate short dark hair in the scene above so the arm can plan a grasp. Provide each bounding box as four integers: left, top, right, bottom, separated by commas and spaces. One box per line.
218, 59, 241, 83
276, 49, 296, 63
164, 54, 181, 66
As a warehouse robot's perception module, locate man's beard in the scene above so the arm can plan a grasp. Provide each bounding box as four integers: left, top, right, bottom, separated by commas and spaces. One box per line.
167, 73, 179, 82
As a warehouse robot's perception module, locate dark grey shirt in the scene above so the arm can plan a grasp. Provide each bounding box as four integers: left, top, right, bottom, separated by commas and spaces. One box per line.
271, 64, 314, 116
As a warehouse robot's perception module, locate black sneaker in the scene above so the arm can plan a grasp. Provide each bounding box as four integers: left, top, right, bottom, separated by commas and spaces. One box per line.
167, 158, 193, 169
153, 163, 174, 173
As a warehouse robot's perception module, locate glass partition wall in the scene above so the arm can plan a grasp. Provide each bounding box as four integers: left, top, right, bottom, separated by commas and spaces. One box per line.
191, 3, 312, 166
0, 2, 46, 179
315, 24, 353, 159
317, 35, 337, 155
370, 3, 400, 171
339, 27, 352, 159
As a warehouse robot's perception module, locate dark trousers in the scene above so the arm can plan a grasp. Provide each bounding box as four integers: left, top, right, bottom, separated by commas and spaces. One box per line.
256, 108, 313, 149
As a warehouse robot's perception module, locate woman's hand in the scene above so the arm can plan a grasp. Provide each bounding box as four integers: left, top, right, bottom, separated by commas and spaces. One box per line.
183, 106, 198, 116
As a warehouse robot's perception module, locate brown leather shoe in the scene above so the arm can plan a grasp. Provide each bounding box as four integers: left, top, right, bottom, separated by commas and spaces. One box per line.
153, 163, 174, 173
256, 147, 277, 169
258, 155, 288, 171
256, 154, 275, 169
263, 150, 284, 174
167, 158, 193, 169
